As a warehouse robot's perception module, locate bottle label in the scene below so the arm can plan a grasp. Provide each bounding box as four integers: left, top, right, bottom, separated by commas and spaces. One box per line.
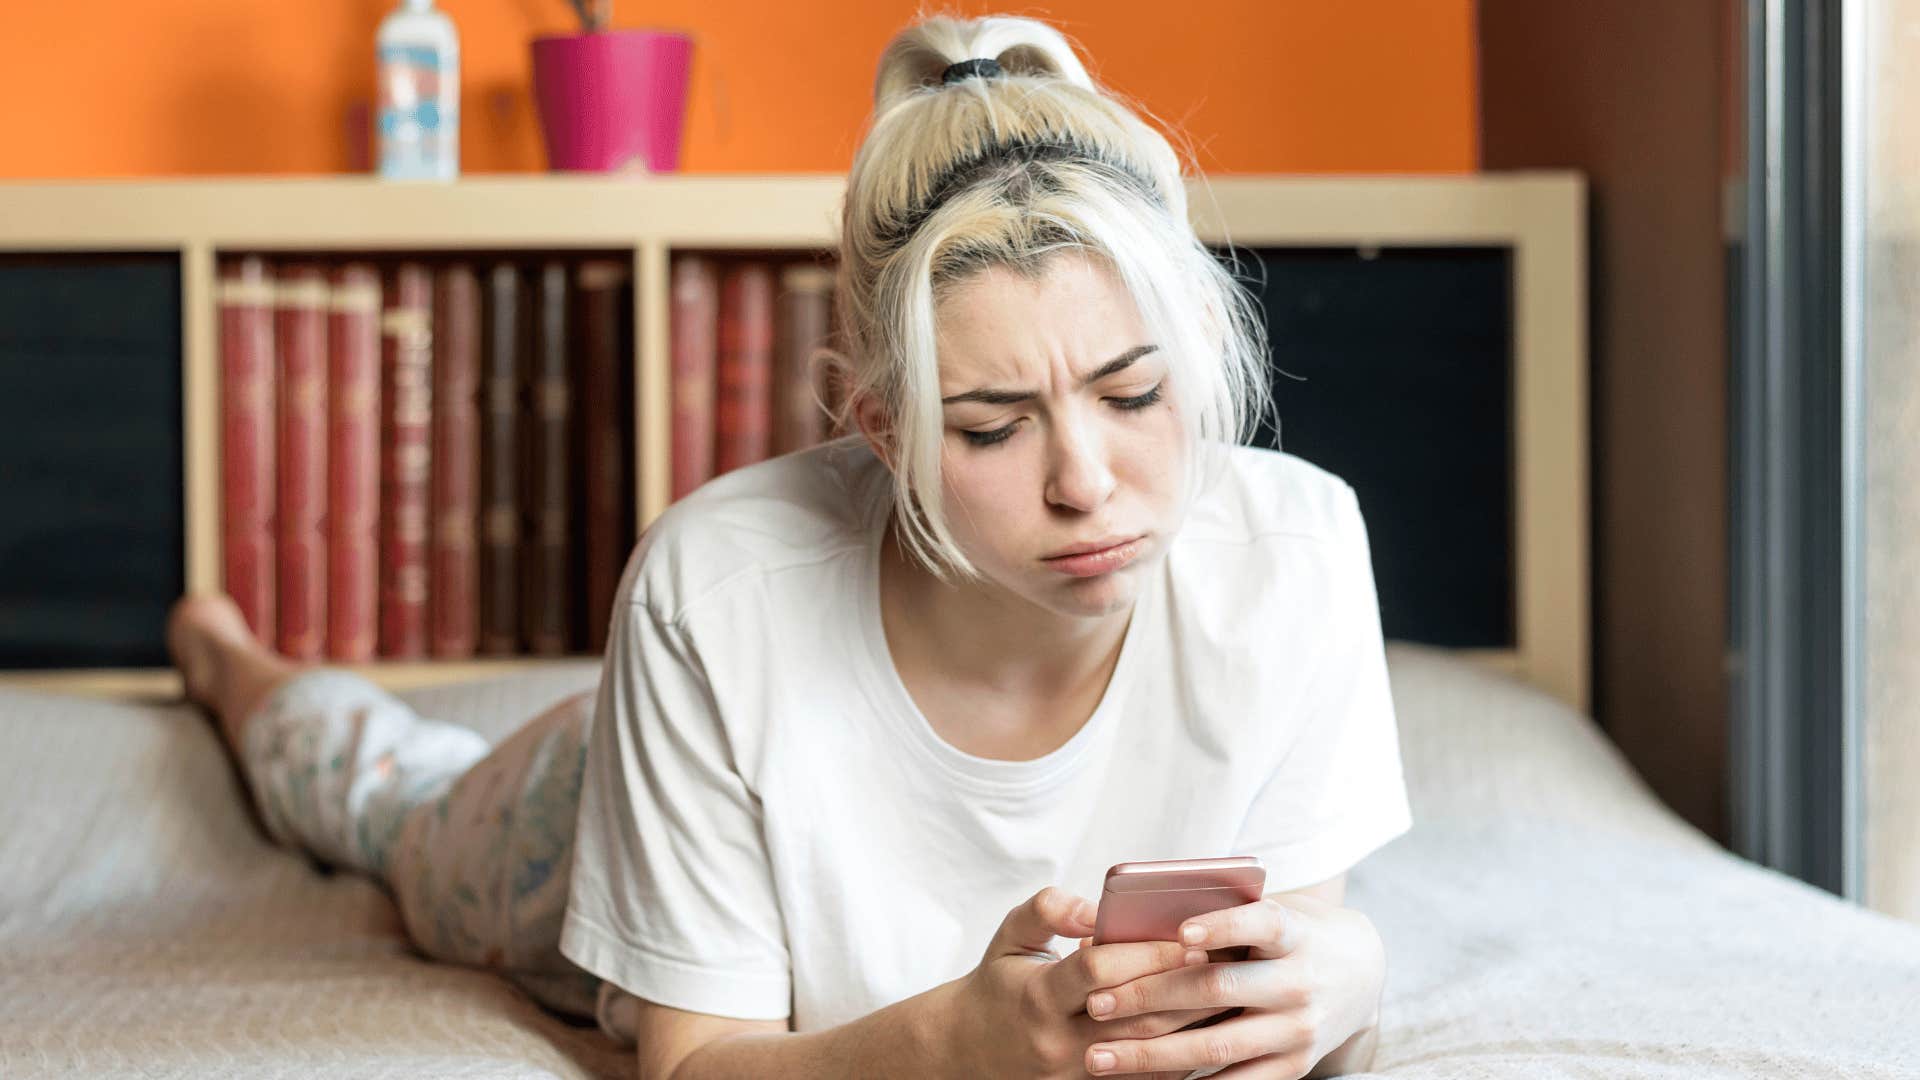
378, 44, 458, 178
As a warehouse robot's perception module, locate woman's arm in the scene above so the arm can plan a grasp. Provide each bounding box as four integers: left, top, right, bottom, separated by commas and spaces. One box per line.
653, 977, 963, 1080
633, 1000, 786, 1080
659, 885, 1222, 1080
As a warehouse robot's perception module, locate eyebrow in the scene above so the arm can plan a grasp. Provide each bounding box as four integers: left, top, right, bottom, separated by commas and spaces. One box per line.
940, 344, 1161, 406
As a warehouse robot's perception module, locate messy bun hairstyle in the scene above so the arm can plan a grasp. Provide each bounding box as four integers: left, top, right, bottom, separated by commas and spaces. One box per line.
832, 14, 1271, 580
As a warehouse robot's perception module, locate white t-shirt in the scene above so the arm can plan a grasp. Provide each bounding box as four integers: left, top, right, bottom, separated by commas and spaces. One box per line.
558, 437, 1413, 1039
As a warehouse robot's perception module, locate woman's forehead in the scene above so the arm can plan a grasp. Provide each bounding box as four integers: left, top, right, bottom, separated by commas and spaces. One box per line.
934, 255, 1150, 386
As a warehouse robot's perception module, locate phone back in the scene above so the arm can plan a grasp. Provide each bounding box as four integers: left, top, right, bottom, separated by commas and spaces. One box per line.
1092, 857, 1266, 945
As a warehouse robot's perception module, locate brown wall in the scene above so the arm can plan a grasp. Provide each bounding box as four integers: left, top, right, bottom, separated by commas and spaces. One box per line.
1480, 1, 1731, 842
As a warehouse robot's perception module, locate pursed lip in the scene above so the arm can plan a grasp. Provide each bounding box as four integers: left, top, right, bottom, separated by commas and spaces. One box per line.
1042, 534, 1144, 561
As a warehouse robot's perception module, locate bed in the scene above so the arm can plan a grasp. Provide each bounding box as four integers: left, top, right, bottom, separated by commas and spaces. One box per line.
4, 641, 1916, 1078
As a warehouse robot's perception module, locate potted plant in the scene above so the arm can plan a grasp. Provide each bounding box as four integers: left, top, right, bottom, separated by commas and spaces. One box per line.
531, 0, 693, 172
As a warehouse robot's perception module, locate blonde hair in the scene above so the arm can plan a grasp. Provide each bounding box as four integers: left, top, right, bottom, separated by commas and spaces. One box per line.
830, 13, 1272, 580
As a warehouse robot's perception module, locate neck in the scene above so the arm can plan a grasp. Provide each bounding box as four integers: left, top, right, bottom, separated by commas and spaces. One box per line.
877, 518, 1132, 700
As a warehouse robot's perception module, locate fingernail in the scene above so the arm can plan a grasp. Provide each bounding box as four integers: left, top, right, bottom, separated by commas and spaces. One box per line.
1181, 924, 1207, 945
1077, 901, 1098, 924
1089, 1049, 1116, 1073
1087, 992, 1115, 1018
1184, 948, 1209, 966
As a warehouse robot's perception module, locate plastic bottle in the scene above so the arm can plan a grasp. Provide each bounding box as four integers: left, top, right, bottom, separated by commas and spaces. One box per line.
376, 0, 460, 180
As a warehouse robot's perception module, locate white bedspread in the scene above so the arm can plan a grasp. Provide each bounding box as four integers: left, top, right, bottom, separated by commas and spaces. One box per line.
1362, 643, 1920, 1078
0, 662, 623, 1079
1, 645, 1915, 1078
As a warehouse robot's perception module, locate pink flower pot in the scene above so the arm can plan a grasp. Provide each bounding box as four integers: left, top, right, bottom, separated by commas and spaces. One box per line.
530, 29, 693, 173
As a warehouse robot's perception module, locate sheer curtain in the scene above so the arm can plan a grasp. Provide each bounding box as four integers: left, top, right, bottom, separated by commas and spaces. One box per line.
1860, 0, 1920, 922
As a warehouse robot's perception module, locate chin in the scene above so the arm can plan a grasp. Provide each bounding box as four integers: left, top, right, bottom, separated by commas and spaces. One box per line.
1033, 562, 1145, 619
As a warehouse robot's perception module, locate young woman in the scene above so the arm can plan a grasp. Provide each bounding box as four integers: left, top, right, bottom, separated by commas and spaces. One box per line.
167, 14, 1411, 1079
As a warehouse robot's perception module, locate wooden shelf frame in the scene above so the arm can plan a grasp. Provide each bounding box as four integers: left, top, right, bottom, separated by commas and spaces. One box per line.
0, 172, 1587, 710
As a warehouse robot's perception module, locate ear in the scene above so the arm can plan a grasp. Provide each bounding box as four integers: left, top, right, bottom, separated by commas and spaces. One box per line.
852, 390, 899, 474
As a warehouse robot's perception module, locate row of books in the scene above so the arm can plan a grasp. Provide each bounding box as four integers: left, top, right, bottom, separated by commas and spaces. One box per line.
668, 253, 842, 499
217, 252, 634, 662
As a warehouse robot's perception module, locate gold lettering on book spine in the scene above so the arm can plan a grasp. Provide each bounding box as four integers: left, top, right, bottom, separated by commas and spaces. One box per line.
674, 377, 712, 414
328, 282, 382, 311
216, 279, 277, 306
394, 443, 431, 477
392, 511, 429, 544
577, 262, 628, 289
436, 516, 473, 546
334, 383, 376, 416
274, 279, 331, 309
288, 375, 323, 414
381, 309, 433, 353
484, 506, 517, 545
393, 566, 428, 603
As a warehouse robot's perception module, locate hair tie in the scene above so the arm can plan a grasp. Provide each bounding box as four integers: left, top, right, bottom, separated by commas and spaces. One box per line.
941, 57, 1002, 85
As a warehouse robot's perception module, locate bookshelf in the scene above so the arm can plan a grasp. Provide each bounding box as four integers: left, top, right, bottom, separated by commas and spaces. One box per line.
0, 172, 1588, 710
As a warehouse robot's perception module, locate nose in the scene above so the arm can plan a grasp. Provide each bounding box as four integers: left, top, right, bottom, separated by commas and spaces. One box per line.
1043, 411, 1116, 512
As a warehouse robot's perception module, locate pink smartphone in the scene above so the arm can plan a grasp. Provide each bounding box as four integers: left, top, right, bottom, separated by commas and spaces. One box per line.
1090, 856, 1267, 947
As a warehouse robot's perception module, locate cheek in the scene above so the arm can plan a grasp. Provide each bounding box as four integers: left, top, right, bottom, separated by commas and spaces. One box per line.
940, 446, 1044, 557
1112, 409, 1186, 502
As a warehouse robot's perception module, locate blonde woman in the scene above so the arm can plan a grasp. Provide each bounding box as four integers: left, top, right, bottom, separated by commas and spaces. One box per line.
168, 13, 1411, 1079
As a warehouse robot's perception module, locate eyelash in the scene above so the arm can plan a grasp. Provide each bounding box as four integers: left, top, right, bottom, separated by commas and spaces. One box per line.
960, 383, 1165, 447
1110, 384, 1164, 411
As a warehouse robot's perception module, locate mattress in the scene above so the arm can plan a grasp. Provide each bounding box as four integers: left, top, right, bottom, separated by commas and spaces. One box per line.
1, 645, 1915, 1078
0, 662, 623, 1080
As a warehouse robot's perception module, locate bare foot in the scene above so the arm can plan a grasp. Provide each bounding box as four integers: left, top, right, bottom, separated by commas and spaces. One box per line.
165, 594, 300, 752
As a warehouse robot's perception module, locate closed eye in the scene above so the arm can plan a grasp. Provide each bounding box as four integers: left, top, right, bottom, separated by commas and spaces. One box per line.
961, 421, 1019, 447
960, 383, 1164, 448
1108, 383, 1164, 411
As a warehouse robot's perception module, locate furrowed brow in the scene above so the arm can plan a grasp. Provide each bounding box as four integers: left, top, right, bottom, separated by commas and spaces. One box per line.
940, 344, 1159, 406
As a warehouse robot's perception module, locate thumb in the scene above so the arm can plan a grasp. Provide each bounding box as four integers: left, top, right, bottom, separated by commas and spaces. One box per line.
988, 887, 1098, 960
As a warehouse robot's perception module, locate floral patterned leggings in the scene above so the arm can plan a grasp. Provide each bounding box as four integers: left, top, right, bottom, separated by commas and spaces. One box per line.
237, 668, 637, 1042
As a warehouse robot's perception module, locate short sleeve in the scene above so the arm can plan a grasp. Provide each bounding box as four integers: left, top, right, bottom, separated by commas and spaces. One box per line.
559, 596, 792, 1021
1233, 483, 1414, 893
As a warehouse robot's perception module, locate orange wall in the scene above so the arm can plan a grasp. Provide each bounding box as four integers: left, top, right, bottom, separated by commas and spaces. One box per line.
0, 1, 1477, 178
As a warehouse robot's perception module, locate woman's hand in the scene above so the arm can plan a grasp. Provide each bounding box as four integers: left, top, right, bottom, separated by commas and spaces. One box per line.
939, 886, 1240, 1080
1075, 892, 1386, 1078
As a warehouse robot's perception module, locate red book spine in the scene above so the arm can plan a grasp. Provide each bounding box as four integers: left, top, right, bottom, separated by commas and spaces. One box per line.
430, 263, 480, 658
275, 263, 330, 661
669, 255, 718, 500
380, 263, 434, 659
775, 262, 834, 455
326, 263, 382, 662
714, 262, 774, 475
217, 255, 277, 641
